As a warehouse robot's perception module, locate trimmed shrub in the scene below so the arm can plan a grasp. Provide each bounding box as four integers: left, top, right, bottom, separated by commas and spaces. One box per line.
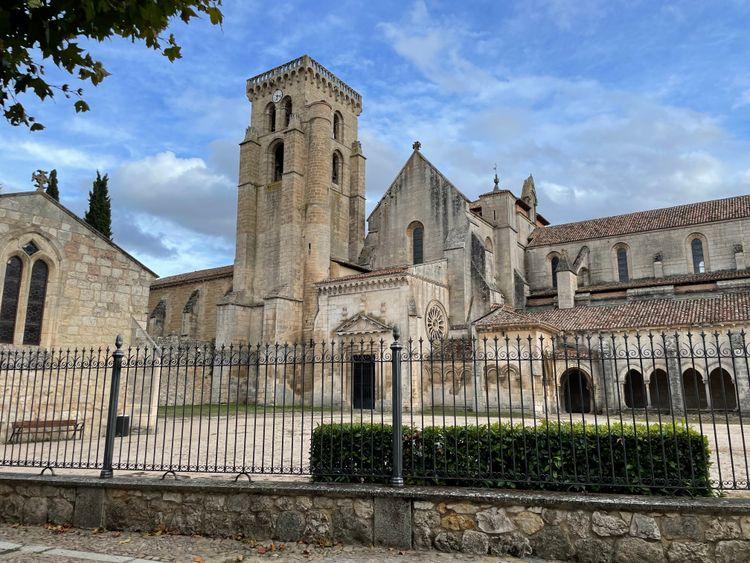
310, 421, 712, 496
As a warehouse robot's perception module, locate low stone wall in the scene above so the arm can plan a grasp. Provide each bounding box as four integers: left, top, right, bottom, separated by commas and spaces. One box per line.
0, 474, 749, 562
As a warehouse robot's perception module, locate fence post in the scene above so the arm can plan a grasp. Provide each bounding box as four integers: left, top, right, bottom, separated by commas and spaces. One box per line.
390, 326, 404, 487
100, 335, 123, 479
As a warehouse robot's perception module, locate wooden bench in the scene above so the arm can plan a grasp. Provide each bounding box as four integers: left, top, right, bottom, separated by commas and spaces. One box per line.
8, 419, 84, 444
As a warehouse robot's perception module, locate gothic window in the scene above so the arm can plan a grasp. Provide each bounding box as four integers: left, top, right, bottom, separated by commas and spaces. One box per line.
272, 142, 284, 182
550, 255, 560, 288
282, 97, 292, 128
616, 246, 629, 282
408, 222, 424, 265
22, 260, 49, 346
333, 112, 342, 141
22, 241, 39, 256
332, 151, 341, 185
691, 237, 706, 273
0, 256, 23, 344
267, 103, 276, 133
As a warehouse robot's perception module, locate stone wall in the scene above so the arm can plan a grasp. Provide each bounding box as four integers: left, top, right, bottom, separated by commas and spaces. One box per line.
525, 217, 750, 292
0, 192, 155, 349
1, 474, 750, 561
148, 272, 232, 343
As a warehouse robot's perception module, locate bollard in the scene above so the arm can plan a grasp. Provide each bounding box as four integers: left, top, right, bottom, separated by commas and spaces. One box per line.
100, 335, 123, 478
389, 326, 404, 487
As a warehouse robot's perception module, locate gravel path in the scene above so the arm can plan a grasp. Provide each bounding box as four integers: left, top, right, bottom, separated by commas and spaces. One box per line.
0, 524, 549, 562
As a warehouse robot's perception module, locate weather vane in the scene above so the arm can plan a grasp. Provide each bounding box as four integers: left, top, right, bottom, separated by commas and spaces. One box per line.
493, 163, 500, 191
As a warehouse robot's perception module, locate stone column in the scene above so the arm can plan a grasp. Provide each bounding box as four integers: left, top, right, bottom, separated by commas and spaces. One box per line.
665, 334, 685, 416
301, 100, 333, 341
348, 140, 366, 263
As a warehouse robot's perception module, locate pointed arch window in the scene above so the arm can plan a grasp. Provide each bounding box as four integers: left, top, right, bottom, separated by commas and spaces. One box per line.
409, 222, 424, 265
616, 247, 629, 282
272, 142, 284, 182
267, 103, 276, 133
691, 238, 706, 273
0, 256, 23, 344
332, 151, 341, 184
23, 260, 49, 345
550, 255, 560, 288
282, 97, 292, 128
333, 112, 343, 141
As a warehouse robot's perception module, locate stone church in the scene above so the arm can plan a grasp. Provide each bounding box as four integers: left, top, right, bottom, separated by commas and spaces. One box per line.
138, 55, 750, 413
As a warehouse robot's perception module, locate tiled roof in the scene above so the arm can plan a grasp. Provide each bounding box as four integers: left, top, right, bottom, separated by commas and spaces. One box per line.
318, 266, 409, 285
151, 265, 233, 288
528, 194, 750, 248
476, 291, 750, 332
529, 269, 750, 297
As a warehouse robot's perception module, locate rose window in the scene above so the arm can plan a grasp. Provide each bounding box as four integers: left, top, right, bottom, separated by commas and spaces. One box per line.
425, 301, 448, 341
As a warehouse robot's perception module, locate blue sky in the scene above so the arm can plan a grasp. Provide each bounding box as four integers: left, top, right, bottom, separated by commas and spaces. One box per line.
2, 0, 750, 276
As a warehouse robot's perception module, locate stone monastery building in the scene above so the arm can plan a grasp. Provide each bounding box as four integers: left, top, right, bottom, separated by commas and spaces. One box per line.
4, 56, 749, 416
148, 55, 750, 346
144, 56, 750, 414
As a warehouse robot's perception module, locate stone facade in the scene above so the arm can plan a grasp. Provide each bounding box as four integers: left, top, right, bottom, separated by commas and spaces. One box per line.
0, 191, 155, 349
147, 266, 232, 344
142, 55, 750, 419
2, 475, 750, 562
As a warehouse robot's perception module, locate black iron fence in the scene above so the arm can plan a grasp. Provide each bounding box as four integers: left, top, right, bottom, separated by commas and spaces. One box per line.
0, 328, 749, 493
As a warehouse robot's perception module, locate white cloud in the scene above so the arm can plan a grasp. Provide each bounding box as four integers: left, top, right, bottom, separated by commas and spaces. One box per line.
370, 2, 750, 226
2, 139, 113, 171
110, 151, 236, 240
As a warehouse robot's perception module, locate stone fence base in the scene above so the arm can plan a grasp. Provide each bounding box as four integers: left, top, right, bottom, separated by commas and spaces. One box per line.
1, 474, 750, 562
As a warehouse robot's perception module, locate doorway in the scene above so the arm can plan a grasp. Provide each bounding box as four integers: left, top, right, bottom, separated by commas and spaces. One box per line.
352, 355, 375, 409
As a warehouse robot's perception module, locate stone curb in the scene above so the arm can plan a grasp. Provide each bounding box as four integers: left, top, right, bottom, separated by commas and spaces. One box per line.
1, 472, 749, 515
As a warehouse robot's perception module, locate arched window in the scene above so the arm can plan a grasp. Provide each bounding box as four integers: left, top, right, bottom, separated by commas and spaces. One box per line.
333, 112, 342, 141
615, 246, 629, 282
266, 103, 276, 133
272, 142, 284, 182
408, 222, 424, 265
23, 260, 48, 346
0, 256, 23, 344
282, 97, 292, 128
551, 256, 560, 288
691, 238, 706, 273
332, 151, 341, 185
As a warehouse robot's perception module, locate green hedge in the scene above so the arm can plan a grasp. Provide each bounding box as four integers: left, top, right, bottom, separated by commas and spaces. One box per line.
310, 422, 712, 496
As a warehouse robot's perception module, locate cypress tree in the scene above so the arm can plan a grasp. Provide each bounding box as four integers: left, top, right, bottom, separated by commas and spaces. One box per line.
46, 169, 60, 201
84, 171, 112, 238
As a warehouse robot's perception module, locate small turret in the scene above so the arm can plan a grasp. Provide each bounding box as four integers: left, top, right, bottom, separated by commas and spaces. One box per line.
521, 174, 537, 218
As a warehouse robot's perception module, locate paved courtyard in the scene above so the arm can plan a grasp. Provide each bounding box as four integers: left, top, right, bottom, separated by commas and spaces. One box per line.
0, 524, 550, 562
1, 409, 749, 489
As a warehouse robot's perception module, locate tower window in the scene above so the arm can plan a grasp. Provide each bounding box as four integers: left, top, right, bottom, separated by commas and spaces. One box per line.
282, 97, 292, 128
333, 112, 343, 141
0, 256, 23, 344
691, 237, 706, 273
267, 103, 276, 133
616, 246, 629, 282
332, 152, 341, 184
23, 260, 49, 346
551, 256, 560, 288
408, 221, 425, 265
273, 142, 284, 182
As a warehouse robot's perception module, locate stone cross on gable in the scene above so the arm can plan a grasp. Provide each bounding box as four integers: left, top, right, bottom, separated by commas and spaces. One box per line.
31, 169, 49, 191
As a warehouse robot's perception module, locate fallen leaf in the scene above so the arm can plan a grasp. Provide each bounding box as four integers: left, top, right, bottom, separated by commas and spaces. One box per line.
117, 538, 131, 545
257, 546, 267, 555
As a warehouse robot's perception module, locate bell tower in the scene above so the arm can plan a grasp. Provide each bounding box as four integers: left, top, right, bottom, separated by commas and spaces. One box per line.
217, 56, 366, 345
